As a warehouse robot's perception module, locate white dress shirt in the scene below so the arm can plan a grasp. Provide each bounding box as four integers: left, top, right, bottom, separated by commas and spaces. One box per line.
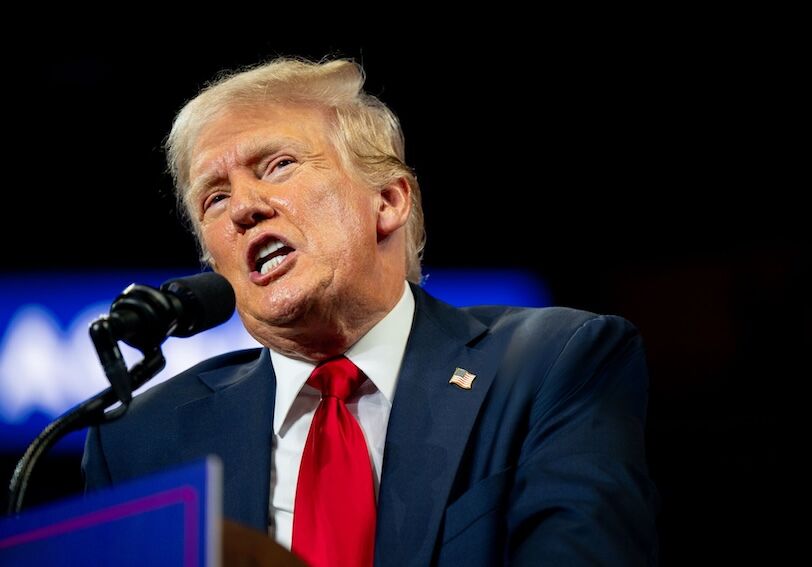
268, 282, 415, 549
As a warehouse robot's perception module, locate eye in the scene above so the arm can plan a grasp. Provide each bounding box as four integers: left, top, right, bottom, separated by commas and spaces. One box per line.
264, 156, 297, 178
202, 192, 228, 213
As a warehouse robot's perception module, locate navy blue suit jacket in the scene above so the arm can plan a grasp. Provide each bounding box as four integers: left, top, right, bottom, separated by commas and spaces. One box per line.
83, 286, 659, 565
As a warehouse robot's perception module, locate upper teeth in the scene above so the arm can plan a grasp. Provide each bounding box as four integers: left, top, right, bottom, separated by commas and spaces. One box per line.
255, 239, 290, 275
255, 240, 285, 262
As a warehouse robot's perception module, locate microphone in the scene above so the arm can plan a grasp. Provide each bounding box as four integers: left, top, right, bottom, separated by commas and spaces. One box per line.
107, 272, 236, 351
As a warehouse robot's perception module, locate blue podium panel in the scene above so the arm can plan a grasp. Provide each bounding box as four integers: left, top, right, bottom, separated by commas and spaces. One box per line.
0, 457, 222, 567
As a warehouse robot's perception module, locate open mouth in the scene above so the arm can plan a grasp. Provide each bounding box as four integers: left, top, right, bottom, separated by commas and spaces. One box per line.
254, 238, 296, 275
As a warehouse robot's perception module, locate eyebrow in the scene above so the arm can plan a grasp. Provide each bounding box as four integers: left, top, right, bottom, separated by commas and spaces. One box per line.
189, 137, 312, 200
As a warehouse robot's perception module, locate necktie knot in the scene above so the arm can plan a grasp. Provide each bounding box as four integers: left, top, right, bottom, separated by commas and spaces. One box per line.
307, 356, 365, 401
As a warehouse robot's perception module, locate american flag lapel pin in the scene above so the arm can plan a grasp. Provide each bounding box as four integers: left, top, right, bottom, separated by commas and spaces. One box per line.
449, 367, 476, 390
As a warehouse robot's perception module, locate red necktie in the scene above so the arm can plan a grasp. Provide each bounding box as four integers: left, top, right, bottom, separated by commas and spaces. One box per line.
291, 356, 376, 567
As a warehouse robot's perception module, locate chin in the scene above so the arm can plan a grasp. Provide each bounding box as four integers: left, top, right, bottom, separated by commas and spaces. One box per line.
259, 280, 320, 325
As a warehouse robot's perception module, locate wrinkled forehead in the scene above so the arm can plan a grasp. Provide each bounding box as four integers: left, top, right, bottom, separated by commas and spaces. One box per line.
187, 102, 340, 183
194, 102, 332, 156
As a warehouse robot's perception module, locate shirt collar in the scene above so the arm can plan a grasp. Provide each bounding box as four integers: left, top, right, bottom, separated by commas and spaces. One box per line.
270, 282, 415, 435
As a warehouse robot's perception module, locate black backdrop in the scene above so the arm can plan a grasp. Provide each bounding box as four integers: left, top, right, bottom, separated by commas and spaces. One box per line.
1, 29, 807, 565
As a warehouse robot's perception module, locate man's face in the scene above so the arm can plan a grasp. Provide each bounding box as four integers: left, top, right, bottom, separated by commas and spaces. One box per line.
188, 103, 385, 345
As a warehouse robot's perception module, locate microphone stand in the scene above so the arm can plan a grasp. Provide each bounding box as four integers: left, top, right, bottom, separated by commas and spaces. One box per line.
6, 316, 166, 515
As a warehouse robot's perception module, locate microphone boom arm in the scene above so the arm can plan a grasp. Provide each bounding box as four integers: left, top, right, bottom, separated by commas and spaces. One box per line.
6, 338, 166, 516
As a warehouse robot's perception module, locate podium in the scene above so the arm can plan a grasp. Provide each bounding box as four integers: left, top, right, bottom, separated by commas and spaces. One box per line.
0, 457, 303, 566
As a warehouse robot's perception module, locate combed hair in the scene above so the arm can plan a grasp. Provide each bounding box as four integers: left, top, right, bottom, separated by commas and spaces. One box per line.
165, 57, 425, 283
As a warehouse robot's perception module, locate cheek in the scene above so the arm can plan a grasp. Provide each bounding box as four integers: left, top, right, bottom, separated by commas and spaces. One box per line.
331, 207, 380, 271
201, 221, 239, 267
316, 200, 373, 256
308, 184, 377, 238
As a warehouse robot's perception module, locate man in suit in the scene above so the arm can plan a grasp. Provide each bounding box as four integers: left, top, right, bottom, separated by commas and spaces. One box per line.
83, 58, 658, 565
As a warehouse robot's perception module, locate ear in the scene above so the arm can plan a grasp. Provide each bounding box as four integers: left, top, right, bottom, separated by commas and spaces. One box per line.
376, 177, 412, 237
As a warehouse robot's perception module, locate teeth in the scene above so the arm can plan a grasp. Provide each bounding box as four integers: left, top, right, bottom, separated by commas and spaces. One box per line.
260, 254, 288, 275
255, 240, 285, 262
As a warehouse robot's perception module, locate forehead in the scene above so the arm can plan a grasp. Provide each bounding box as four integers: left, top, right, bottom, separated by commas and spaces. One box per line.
189, 102, 334, 179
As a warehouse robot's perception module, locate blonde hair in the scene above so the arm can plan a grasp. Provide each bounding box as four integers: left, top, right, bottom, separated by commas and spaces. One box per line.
165, 57, 425, 283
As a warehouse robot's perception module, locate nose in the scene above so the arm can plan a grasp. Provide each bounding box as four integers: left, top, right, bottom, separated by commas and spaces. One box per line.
227, 169, 275, 230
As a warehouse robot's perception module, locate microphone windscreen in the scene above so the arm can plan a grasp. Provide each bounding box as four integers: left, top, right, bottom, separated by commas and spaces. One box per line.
160, 272, 236, 337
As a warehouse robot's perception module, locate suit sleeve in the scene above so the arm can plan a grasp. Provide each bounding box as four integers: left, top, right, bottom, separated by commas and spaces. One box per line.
81, 425, 113, 491
508, 315, 659, 566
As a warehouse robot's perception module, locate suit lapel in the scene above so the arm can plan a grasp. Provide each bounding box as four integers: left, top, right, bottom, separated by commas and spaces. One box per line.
175, 348, 276, 531
376, 287, 498, 566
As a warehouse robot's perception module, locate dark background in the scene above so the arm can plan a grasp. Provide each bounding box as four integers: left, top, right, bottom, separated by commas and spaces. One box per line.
1, 27, 807, 565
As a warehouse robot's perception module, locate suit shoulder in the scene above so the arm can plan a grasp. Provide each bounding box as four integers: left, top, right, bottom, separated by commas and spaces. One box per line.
124, 347, 264, 414
175, 347, 264, 376
463, 304, 638, 337
460, 305, 643, 379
